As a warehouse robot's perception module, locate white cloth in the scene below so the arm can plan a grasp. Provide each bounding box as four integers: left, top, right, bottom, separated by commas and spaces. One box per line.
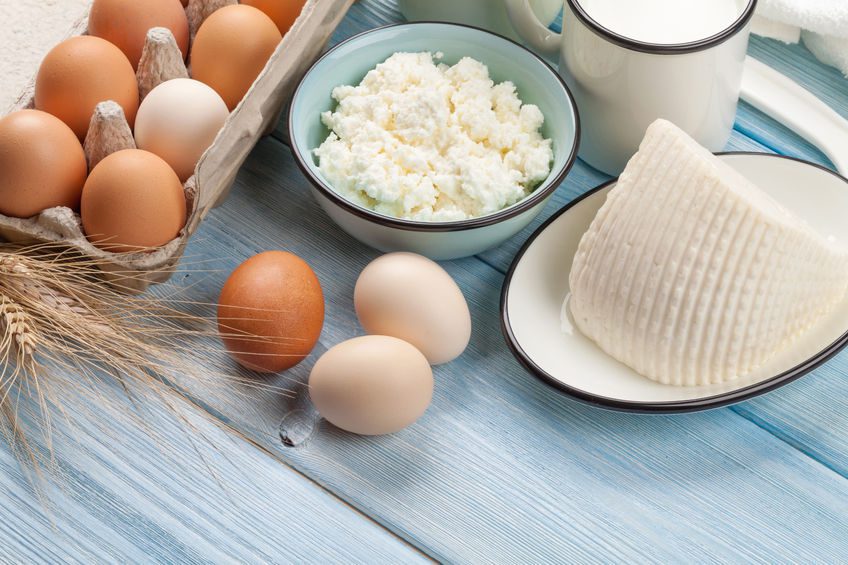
751, 14, 801, 43
752, 0, 848, 76
0, 0, 92, 112
802, 31, 848, 76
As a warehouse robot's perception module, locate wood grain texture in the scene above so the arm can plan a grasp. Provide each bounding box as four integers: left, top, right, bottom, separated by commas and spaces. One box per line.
0, 377, 428, 563
157, 134, 848, 562
3, 0, 848, 562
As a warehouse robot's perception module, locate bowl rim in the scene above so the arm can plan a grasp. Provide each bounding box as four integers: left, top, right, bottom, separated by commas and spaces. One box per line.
288, 21, 581, 233
500, 152, 848, 414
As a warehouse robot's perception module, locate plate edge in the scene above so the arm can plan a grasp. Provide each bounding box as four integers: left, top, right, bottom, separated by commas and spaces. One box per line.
499, 152, 848, 413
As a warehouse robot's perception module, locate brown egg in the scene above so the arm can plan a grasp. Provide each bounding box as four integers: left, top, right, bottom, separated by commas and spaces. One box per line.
240, 0, 306, 36
88, 0, 190, 70
190, 5, 282, 110
218, 251, 324, 373
0, 110, 87, 218
81, 149, 186, 253
34, 36, 139, 140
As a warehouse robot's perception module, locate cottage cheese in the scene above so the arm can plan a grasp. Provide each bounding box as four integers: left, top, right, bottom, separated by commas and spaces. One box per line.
314, 52, 553, 222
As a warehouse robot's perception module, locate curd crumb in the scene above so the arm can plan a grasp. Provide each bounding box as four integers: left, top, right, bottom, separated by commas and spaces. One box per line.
314, 51, 553, 222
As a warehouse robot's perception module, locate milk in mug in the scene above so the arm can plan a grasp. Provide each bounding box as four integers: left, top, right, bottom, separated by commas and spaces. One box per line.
576, 0, 745, 44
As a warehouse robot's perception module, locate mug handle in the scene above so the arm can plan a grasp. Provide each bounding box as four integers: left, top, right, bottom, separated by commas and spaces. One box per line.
503, 0, 563, 57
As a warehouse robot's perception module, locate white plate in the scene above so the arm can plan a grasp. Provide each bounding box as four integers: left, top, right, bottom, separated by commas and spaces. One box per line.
501, 153, 848, 412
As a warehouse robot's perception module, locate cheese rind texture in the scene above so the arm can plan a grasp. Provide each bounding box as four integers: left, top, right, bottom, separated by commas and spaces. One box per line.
314, 52, 553, 222
569, 119, 848, 386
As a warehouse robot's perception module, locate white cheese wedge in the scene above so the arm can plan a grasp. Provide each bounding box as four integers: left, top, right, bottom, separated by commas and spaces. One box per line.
569, 119, 848, 386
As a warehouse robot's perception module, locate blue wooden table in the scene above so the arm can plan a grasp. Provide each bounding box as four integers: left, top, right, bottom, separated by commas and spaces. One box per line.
3, 1, 848, 562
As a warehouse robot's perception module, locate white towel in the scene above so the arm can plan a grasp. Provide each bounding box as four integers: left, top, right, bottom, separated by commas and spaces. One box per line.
802, 31, 848, 77
751, 14, 801, 43
752, 0, 848, 76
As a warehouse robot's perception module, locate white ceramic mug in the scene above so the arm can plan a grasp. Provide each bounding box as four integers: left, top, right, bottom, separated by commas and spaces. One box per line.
398, 0, 561, 45
505, 0, 758, 174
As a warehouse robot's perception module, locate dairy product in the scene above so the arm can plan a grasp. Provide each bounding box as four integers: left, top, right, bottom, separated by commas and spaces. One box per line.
576, 0, 744, 45
314, 52, 553, 222
569, 119, 848, 386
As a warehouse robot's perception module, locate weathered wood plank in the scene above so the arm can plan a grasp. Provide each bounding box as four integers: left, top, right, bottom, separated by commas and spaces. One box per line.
5, 1, 848, 562
730, 361, 848, 478
159, 137, 848, 562
0, 378, 430, 563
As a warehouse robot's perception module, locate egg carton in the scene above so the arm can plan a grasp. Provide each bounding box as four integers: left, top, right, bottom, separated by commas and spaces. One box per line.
0, 0, 354, 292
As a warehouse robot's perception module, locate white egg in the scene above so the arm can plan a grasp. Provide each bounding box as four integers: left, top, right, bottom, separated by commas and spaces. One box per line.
309, 336, 434, 435
134, 78, 229, 181
354, 252, 472, 365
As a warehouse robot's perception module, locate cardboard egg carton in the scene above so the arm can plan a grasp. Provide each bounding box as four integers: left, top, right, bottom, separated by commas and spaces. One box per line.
0, 0, 354, 292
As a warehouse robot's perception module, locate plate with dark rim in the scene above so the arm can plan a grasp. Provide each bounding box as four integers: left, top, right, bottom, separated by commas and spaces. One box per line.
500, 152, 848, 413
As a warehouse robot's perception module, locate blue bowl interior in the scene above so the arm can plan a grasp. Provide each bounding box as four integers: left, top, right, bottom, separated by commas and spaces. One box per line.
290, 23, 578, 218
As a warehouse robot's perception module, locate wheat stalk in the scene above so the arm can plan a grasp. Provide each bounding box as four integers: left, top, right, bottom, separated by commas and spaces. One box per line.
0, 294, 35, 356
0, 243, 291, 490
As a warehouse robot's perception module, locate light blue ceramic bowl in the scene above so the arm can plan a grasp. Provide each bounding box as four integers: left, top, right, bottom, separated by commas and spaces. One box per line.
289, 22, 580, 260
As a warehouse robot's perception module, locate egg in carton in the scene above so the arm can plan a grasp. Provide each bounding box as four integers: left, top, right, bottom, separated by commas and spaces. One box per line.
0, 0, 354, 293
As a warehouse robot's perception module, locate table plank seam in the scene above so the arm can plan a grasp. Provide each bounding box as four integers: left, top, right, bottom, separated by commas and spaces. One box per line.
730, 404, 848, 480
175, 390, 440, 561
733, 122, 792, 159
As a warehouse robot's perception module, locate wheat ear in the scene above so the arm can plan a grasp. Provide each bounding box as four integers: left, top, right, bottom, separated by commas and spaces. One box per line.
0, 243, 290, 491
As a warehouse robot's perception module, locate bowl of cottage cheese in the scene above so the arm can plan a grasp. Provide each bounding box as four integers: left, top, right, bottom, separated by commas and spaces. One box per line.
289, 22, 580, 260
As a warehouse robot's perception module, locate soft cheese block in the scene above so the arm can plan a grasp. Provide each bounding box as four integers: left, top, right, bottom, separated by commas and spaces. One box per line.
569, 119, 848, 386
